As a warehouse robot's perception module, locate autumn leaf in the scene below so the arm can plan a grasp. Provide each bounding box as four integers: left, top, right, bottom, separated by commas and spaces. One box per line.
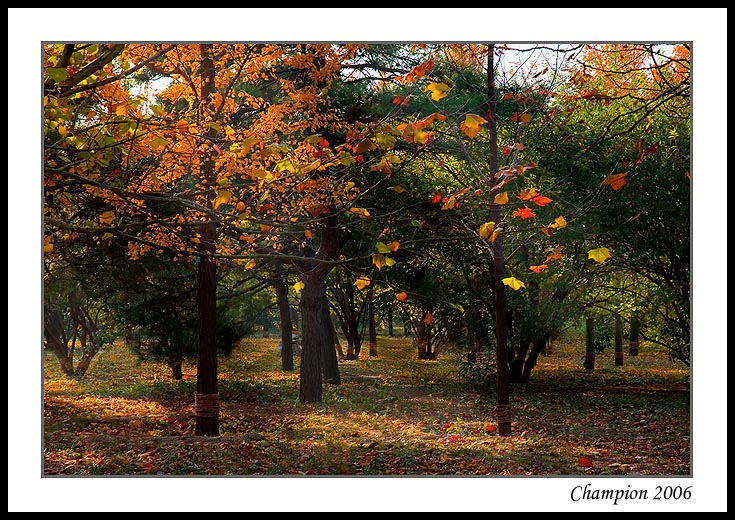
244, 259, 257, 270
386, 241, 400, 252
390, 185, 407, 194
431, 193, 442, 204
349, 207, 370, 218
513, 207, 536, 219
588, 247, 611, 263
510, 112, 532, 124
214, 190, 232, 209
99, 211, 115, 226
530, 194, 552, 206
424, 82, 451, 101
482, 421, 497, 433
578, 456, 593, 468
601, 172, 628, 190
396, 292, 408, 302
478, 221, 496, 239
372, 254, 395, 270
540, 226, 553, 237
376, 242, 391, 254
518, 187, 538, 201
293, 281, 304, 294
502, 277, 526, 290
530, 264, 549, 273
354, 277, 371, 290
460, 113, 488, 139
493, 191, 509, 204
44, 235, 54, 254
549, 215, 567, 229
423, 312, 434, 325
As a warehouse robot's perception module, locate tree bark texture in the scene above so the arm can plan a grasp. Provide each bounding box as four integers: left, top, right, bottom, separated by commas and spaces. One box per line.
299, 213, 339, 402
584, 317, 596, 372
273, 271, 295, 371
195, 44, 219, 436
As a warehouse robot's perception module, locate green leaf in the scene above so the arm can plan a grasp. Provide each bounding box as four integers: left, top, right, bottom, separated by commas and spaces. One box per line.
45, 67, 70, 83
375, 242, 391, 254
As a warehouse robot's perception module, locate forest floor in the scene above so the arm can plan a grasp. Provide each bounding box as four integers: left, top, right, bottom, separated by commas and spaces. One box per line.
43, 331, 690, 477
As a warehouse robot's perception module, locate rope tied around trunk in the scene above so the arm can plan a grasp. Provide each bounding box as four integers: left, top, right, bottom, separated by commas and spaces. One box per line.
496, 404, 511, 423
195, 393, 220, 417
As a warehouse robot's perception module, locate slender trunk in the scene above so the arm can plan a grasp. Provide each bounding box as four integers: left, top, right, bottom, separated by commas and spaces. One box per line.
521, 335, 547, 381
368, 288, 378, 357
273, 271, 294, 371
614, 314, 624, 366
584, 317, 595, 371
321, 294, 340, 384
169, 356, 184, 380
487, 44, 511, 436
628, 312, 640, 356
195, 43, 219, 436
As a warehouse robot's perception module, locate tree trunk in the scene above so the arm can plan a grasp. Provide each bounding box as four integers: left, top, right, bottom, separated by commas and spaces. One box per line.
487, 44, 511, 436
169, 356, 184, 380
387, 307, 394, 337
195, 43, 219, 436
299, 213, 339, 403
368, 288, 378, 357
584, 317, 595, 371
614, 314, 624, 366
628, 311, 640, 356
273, 271, 294, 371
320, 294, 340, 385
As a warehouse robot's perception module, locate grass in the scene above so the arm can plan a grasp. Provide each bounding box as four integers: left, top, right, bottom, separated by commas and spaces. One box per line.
43, 332, 690, 476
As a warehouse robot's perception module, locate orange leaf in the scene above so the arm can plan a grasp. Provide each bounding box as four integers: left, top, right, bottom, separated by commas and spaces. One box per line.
396, 292, 408, 302
513, 207, 536, 219
530, 264, 549, 273
601, 172, 628, 191
530, 194, 552, 206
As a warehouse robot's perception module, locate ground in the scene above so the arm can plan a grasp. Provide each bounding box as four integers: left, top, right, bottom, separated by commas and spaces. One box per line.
43, 331, 690, 476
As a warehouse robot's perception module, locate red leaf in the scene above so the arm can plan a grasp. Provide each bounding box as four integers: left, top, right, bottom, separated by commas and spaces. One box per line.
432, 193, 442, 204
578, 456, 593, 467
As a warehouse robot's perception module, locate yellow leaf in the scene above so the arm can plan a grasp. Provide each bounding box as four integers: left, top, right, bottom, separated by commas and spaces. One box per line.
349, 207, 370, 218
390, 185, 407, 193
479, 221, 495, 239
44, 236, 54, 254
493, 191, 509, 204
460, 113, 488, 139
502, 277, 526, 291
372, 253, 395, 270
424, 82, 451, 101
99, 211, 115, 226
354, 277, 371, 290
550, 215, 567, 229
293, 281, 304, 294
588, 247, 611, 264
376, 242, 391, 254
214, 190, 232, 209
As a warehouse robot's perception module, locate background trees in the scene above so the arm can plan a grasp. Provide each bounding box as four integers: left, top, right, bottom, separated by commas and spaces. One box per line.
43, 41, 690, 439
